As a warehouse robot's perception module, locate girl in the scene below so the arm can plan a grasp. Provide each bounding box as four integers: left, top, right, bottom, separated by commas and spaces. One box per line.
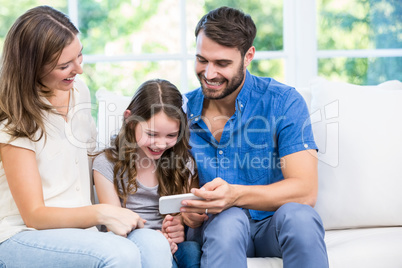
0, 6, 171, 267
93, 79, 201, 268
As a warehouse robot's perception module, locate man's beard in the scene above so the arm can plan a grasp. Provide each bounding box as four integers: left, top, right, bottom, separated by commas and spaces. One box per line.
199, 64, 245, 100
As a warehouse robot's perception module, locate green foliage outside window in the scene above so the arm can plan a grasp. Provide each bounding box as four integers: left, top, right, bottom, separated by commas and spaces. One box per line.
0, 0, 400, 119
78, 0, 164, 55
0, 0, 67, 52
318, 0, 402, 84
203, 0, 283, 80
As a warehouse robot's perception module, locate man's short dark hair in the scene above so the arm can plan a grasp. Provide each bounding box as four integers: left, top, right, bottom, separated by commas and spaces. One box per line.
195, 6, 257, 57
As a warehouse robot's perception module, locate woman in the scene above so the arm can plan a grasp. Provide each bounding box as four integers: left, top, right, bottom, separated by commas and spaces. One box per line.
0, 6, 171, 267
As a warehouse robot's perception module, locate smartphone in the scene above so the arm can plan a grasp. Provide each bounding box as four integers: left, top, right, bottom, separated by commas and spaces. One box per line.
159, 193, 204, 214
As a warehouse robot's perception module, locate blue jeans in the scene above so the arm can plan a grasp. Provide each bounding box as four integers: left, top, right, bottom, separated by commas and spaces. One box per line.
187, 203, 329, 268
0, 228, 172, 268
173, 241, 201, 268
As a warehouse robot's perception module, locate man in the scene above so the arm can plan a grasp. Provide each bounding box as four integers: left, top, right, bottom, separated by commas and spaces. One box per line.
181, 6, 328, 268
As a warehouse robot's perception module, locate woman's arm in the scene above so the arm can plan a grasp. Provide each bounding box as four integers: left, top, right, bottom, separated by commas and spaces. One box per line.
161, 214, 184, 244
1, 144, 143, 236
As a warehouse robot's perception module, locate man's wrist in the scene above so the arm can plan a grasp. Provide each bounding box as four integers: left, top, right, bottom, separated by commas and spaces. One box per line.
231, 184, 243, 208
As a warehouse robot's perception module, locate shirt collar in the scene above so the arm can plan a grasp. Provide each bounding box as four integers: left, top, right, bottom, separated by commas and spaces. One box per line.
235, 69, 253, 113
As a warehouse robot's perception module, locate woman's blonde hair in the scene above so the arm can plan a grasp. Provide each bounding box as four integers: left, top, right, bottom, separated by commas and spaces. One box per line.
104, 79, 198, 206
0, 5, 79, 141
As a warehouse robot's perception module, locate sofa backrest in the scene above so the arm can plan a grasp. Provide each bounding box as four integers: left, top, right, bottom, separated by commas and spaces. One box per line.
307, 78, 402, 230
96, 89, 131, 149
96, 78, 402, 231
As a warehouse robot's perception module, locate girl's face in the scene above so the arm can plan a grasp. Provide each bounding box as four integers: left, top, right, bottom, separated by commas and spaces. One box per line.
135, 111, 180, 160
40, 35, 83, 93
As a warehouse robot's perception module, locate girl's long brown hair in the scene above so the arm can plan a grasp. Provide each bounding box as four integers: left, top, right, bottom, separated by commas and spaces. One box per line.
0, 6, 79, 141
104, 79, 198, 206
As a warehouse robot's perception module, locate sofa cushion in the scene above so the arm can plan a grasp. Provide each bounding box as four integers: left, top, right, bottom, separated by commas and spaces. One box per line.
310, 78, 402, 230
325, 227, 402, 267
247, 257, 283, 267
246, 227, 402, 268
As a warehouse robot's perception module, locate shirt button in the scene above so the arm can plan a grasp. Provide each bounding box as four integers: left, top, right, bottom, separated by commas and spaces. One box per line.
195, 118, 199, 121
304, 144, 309, 148
76, 186, 80, 191
218, 150, 223, 155
75, 158, 79, 164
190, 114, 194, 117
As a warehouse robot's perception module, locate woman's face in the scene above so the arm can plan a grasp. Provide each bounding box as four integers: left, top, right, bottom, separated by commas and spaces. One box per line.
134, 111, 180, 161
40, 35, 83, 93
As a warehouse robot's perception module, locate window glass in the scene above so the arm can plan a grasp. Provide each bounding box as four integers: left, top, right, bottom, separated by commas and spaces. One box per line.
317, 0, 402, 50
250, 59, 285, 83
78, 0, 181, 55
186, 0, 283, 53
81, 60, 182, 118
187, 60, 200, 93
185, 0, 206, 55
318, 57, 402, 85
82, 60, 182, 94
0, 0, 67, 51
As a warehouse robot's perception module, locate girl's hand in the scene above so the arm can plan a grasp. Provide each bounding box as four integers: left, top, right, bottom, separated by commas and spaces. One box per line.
97, 204, 145, 237
158, 230, 178, 254
168, 238, 178, 254
162, 214, 184, 244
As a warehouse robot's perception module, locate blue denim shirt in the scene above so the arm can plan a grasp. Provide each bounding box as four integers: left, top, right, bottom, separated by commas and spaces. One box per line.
185, 71, 317, 220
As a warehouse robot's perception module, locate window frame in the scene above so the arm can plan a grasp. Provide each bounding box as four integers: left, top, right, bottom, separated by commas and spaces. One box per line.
67, 0, 402, 89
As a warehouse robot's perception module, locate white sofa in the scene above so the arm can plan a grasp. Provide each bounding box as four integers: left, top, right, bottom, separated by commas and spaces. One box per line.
96, 77, 402, 268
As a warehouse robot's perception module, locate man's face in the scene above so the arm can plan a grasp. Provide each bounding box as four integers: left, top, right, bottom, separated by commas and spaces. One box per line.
195, 31, 246, 100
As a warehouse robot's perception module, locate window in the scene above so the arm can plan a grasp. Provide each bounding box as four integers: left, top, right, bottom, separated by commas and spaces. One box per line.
317, 0, 402, 85
75, 0, 285, 101
1, 0, 401, 107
